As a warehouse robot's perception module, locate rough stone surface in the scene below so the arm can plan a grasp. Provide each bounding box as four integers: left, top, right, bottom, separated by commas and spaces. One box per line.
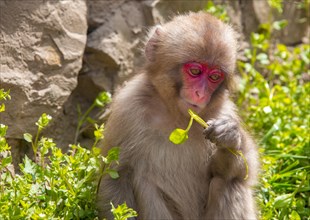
83, 0, 148, 93
277, 1, 309, 45
0, 0, 87, 148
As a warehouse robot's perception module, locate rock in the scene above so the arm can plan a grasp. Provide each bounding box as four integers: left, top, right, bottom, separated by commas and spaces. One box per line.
87, 0, 126, 32
277, 1, 309, 45
83, 0, 148, 93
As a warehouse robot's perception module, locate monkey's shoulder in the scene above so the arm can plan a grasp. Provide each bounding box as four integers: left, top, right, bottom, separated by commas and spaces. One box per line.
114, 74, 154, 105
112, 74, 167, 118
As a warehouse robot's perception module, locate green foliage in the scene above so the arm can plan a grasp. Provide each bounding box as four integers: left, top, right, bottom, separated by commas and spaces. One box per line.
24, 113, 52, 156
204, 1, 230, 22
111, 202, 137, 220
0, 89, 10, 113
237, 22, 310, 220
169, 128, 189, 145
75, 92, 111, 144
0, 91, 134, 219
0, 90, 11, 173
268, 0, 283, 13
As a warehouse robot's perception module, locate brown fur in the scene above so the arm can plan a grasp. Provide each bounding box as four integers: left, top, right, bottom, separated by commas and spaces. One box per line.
97, 12, 259, 219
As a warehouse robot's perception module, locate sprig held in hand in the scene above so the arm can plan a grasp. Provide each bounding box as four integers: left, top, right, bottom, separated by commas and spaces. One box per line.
169, 109, 207, 145
169, 109, 248, 180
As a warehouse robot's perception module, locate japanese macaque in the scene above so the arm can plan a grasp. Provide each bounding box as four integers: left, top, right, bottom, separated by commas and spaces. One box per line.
97, 12, 259, 219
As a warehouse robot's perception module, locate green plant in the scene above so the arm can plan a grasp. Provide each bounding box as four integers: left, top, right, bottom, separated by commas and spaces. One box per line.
111, 202, 137, 220
0, 91, 136, 219
75, 92, 111, 144
205, 1, 230, 22
0, 89, 12, 185
237, 23, 310, 220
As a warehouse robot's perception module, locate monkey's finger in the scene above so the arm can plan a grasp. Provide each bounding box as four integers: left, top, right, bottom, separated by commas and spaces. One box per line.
205, 123, 228, 137
204, 126, 220, 142
203, 125, 214, 137
203, 119, 215, 131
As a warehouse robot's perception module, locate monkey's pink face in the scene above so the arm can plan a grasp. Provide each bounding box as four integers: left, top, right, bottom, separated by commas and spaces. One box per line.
179, 62, 225, 113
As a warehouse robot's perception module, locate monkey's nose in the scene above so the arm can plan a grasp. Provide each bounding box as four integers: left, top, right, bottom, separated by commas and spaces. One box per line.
195, 91, 200, 97
195, 90, 206, 99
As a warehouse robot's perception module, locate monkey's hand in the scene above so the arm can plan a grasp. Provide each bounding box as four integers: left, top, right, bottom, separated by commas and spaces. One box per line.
203, 116, 242, 150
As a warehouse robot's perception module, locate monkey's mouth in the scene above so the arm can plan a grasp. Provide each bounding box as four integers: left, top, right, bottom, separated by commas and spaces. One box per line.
180, 98, 206, 113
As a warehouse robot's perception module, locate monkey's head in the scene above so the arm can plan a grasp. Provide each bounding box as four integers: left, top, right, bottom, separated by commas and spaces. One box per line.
145, 12, 238, 116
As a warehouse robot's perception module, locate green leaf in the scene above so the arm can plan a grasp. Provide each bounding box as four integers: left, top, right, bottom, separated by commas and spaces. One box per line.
0, 103, 5, 112
94, 123, 104, 139
268, 0, 283, 13
1, 156, 12, 167
95, 92, 111, 107
0, 89, 11, 100
273, 20, 287, 30
86, 116, 96, 125
290, 210, 301, 220
111, 202, 138, 220
23, 133, 33, 143
92, 146, 101, 156
263, 106, 272, 114
106, 147, 119, 163
36, 113, 52, 129
169, 128, 188, 145
274, 194, 292, 208
107, 169, 119, 179
0, 124, 8, 137
22, 156, 36, 175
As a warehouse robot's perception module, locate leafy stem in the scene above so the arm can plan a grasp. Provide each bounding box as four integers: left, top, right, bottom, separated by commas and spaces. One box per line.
169, 109, 207, 145
74, 102, 97, 144
74, 92, 111, 144
169, 109, 248, 180
185, 114, 194, 132
188, 109, 208, 128
24, 113, 52, 162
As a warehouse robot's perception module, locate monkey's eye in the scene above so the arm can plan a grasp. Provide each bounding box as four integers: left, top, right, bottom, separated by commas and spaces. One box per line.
183, 62, 203, 77
208, 71, 224, 83
189, 67, 202, 76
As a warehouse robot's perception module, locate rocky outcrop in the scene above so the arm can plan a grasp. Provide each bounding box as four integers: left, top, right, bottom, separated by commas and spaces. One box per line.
0, 0, 87, 148
83, 0, 149, 93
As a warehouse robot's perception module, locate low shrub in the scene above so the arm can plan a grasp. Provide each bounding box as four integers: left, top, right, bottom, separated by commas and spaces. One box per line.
0, 91, 137, 220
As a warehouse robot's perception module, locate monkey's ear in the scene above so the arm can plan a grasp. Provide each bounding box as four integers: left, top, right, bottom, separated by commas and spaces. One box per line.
145, 26, 162, 62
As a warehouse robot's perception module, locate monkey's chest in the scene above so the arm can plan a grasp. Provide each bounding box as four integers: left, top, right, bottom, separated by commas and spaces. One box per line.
133, 137, 211, 216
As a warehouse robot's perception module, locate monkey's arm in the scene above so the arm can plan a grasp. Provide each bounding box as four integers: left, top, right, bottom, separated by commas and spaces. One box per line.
204, 116, 258, 219
97, 107, 139, 219
204, 114, 259, 182
97, 165, 137, 219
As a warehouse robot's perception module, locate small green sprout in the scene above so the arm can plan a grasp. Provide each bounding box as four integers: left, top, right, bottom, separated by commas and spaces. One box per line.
24, 113, 52, 156
111, 202, 138, 220
169, 109, 248, 180
74, 91, 111, 144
